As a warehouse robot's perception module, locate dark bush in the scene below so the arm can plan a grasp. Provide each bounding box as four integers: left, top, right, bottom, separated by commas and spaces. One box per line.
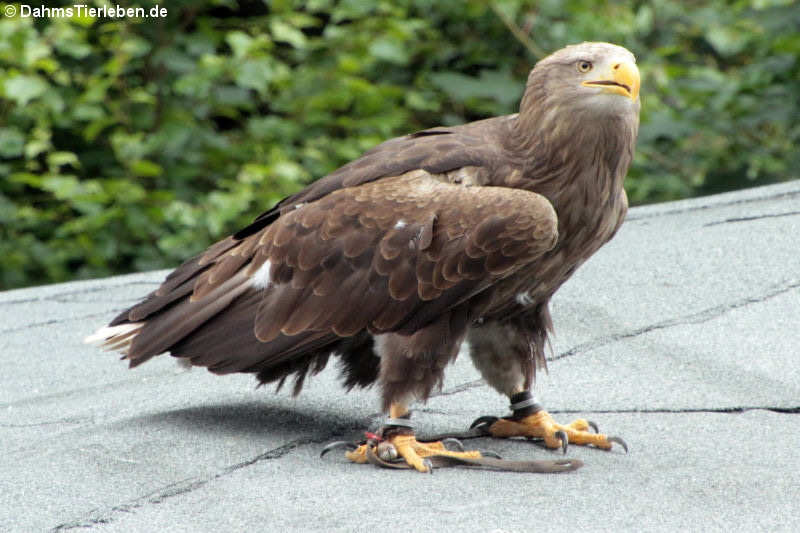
1, 0, 797, 289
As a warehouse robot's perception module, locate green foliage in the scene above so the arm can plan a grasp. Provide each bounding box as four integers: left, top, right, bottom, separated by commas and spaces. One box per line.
1, 0, 798, 289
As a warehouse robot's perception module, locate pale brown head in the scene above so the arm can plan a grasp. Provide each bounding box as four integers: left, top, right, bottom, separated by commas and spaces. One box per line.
517, 42, 641, 138
530, 42, 639, 107
512, 41, 641, 178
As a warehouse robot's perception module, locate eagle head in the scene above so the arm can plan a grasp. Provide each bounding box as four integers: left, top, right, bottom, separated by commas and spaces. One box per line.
523, 42, 641, 121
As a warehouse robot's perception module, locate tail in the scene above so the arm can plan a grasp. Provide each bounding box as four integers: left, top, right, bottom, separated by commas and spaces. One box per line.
84, 322, 145, 357
83, 236, 249, 365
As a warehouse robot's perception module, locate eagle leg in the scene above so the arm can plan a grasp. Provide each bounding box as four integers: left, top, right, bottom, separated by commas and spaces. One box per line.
482, 391, 628, 453
343, 403, 483, 473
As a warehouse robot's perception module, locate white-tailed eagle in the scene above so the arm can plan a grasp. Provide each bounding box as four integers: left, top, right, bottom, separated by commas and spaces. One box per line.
87, 42, 640, 473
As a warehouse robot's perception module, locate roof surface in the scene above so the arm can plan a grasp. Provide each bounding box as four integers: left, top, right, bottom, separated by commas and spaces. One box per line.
2, 180, 799, 532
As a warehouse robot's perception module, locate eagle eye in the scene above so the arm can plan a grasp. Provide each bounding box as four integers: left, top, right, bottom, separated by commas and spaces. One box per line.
577, 60, 593, 73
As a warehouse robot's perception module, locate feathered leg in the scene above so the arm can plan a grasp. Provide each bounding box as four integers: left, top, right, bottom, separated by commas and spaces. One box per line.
467, 321, 627, 453
334, 312, 487, 472
322, 314, 590, 471
348, 312, 488, 472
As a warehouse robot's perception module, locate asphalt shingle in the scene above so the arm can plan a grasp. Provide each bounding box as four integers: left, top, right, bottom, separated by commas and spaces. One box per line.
1, 180, 798, 532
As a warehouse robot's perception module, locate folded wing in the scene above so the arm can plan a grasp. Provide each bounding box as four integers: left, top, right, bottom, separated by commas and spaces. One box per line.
91, 169, 558, 382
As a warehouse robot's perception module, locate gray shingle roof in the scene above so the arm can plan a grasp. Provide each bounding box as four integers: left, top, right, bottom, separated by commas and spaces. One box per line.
2, 180, 798, 532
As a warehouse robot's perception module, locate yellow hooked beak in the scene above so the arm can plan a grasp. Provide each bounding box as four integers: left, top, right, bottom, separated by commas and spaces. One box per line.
581, 61, 640, 101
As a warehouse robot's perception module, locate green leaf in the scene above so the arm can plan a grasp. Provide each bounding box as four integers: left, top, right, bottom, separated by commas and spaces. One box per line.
270, 20, 307, 49
235, 58, 275, 94
226, 31, 253, 58
120, 37, 152, 57
369, 39, 410, 64
706, 25, 748, 57
130, 159, 163, 177
47, 151, 80, 170
40, 175, 80, 200
3, 75, 48, 105
429, 69, 522, 107
0, 128, 25, 158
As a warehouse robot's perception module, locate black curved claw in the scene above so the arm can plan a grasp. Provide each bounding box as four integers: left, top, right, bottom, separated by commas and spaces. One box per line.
554, 429, 569, 454
608, 436, 629, 453
442, 438, 465, 452
423, 458, 434, 474
479, 450, 502, 459
588, 420, 599, 433
320, 441, 358, 458
469, 416, 499, 430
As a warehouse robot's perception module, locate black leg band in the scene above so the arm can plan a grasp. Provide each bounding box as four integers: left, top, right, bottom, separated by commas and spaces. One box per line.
380, 411, 413, 438
509, 391, 542, 418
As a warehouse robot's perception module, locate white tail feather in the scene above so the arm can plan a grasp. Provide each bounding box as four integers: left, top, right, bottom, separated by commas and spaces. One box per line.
84, 323, 143, 354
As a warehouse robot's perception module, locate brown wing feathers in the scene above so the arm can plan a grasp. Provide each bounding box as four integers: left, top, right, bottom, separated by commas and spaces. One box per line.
126, 269, 252, 367
103, 157, 557, 393
233, 117, 509, 240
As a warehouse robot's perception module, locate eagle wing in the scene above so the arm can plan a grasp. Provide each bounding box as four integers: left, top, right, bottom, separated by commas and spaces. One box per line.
112, 169, 557, 376
233, 118, 510, 239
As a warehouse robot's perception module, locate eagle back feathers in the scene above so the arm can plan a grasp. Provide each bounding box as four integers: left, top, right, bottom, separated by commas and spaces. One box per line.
91, 42, 640, 403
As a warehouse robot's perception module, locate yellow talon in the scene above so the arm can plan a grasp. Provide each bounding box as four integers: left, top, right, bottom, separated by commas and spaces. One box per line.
345, 434, 482, 472
490, 410, 618, 450
392, 434, 482, 472
345, 444, 370, 464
